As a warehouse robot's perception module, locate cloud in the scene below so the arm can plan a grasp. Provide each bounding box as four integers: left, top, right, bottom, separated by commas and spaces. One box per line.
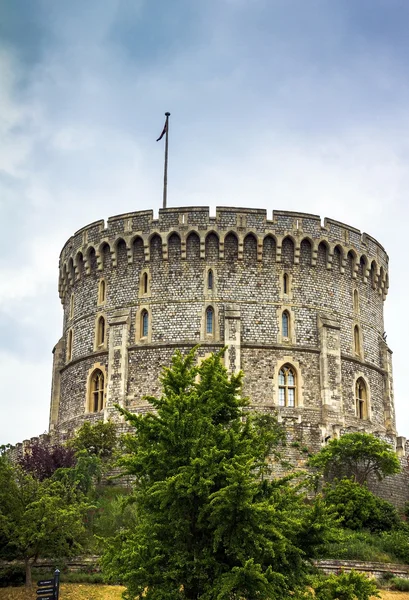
1, 0, 409, 444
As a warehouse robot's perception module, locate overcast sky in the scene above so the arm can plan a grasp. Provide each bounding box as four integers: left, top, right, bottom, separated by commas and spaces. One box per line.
1, 0, 409, 445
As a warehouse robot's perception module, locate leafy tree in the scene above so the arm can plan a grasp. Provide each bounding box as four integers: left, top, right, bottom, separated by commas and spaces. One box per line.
18, 439, 76, 481
308, 432, 400, 484
0, 454, 89, 587
323, 478, 401, 532
102, 349, 333, 600
67, 420, 118, 459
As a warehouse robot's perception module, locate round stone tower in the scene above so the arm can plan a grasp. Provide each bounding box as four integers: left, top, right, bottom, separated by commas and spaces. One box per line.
50, 206, 395, 451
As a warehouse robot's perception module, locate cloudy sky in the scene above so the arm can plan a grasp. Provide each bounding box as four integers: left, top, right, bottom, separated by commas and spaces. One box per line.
1, 0, 409, 445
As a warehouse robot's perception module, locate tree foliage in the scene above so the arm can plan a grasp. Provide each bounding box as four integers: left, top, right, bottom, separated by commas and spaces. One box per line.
102, 349, 334, 600
323, 478, 400, 532
67, 420, 118, 459
0, 454, 89, 587
308, 432, 400, 484
18, 440, 76, 481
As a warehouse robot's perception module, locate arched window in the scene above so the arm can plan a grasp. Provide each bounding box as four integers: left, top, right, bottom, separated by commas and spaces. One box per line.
141, 310, 149, 338
208, 269, 214, 290
67, 329, 73, 361
282, 311, 290, 338
354, 325, 361, 356
90, 369, 104, 413
278, 365, 296, 407
206, 306, 214, 334
283, 273, 289, 295
353, 289, 359, 313
355, 378, 367, 419
143, 272, 148, 295
97, 316, 105, 347
98, 279, 106, 304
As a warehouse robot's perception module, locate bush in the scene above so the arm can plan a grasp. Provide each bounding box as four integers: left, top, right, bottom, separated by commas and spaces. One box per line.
312, 571, 380, 599
378, 529, 409, 564
389, 577, 409, 591
317, 529, 397, 563
0, 565, 25, 587
323, 478, 401, 532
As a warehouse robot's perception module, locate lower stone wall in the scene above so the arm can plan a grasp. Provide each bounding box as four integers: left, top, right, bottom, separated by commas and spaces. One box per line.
2, 557, 408, 580
314, 559, 409, 579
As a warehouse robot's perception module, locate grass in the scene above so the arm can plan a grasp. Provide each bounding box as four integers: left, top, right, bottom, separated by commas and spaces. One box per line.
0, 585, 407, 599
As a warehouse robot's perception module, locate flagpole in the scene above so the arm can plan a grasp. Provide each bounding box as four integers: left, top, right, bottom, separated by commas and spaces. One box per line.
163, 112, 170, 209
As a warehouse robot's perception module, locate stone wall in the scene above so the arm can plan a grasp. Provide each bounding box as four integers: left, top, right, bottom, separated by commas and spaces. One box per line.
26, 205, 406, 506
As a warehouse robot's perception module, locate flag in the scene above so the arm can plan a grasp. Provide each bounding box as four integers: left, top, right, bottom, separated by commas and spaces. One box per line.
156, 119, 167, 141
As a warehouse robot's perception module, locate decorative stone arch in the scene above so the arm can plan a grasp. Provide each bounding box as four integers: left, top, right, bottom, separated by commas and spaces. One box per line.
262, 233, 277, 262
66, 327, 73, 362
346, 248, 359, 279
353, 287, 359, 315
316, 238, 332, 270
204, 265, 217, 297
333, 244, 345, 273
352, 373, 372, 421
352, 322, 364, 359
98, 240, 113, 271
222, 231, 239, 261
273, 357, 305, 408
135, 304, 152, 343
113, 236, 131, 268
243, 231, 260, 262
299, 236, 315, 266
69, 293, 74, 319
74, 251, 85, 281
84, 245, 97, 275
204, 230, 220, 261
139, 267, 151, 298
359, 254, 369, 283
94, 312, 107, 350
85, 363, 107, 414
276, 305, 295, 344
201, 303, 220, 341
279, 270, 293, 300
370, 259, 380, 290
98, 278, 107, 306
279, 234, 296, 266
147, 231, 162, 261
130, 234, 145, 265
67, 257, 75, 285
186, 230, 201, 261
166, 231, 182, 262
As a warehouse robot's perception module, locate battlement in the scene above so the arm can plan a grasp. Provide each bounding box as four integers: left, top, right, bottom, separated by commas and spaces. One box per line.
58, 207, 389, 303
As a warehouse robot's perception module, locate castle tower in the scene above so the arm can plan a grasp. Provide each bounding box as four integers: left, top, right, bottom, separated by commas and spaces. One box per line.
50, 207, 394, 452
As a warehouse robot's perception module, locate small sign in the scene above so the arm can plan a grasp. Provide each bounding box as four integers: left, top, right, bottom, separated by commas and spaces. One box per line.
37, 579, 53, 586
35, 568, 60, 600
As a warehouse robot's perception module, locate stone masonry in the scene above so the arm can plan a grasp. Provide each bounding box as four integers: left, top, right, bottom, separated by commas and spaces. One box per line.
29, 206, 407, 506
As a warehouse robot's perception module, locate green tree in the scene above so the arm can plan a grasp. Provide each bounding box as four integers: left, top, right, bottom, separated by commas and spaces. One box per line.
0, 454, 89, 587
308, 432, 400, 485
67, 420, 118, 459
102, 349, 332, 600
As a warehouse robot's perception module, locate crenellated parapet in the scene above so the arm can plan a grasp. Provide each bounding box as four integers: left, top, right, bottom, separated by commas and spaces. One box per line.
58, 207, 389, 302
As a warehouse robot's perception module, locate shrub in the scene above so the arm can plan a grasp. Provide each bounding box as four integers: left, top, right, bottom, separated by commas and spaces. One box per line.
312, 571, 380, 600
378, 529, 409, 564
323, 478, 400, 532
389, 577, 409, 591
317, 529, 396, 563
